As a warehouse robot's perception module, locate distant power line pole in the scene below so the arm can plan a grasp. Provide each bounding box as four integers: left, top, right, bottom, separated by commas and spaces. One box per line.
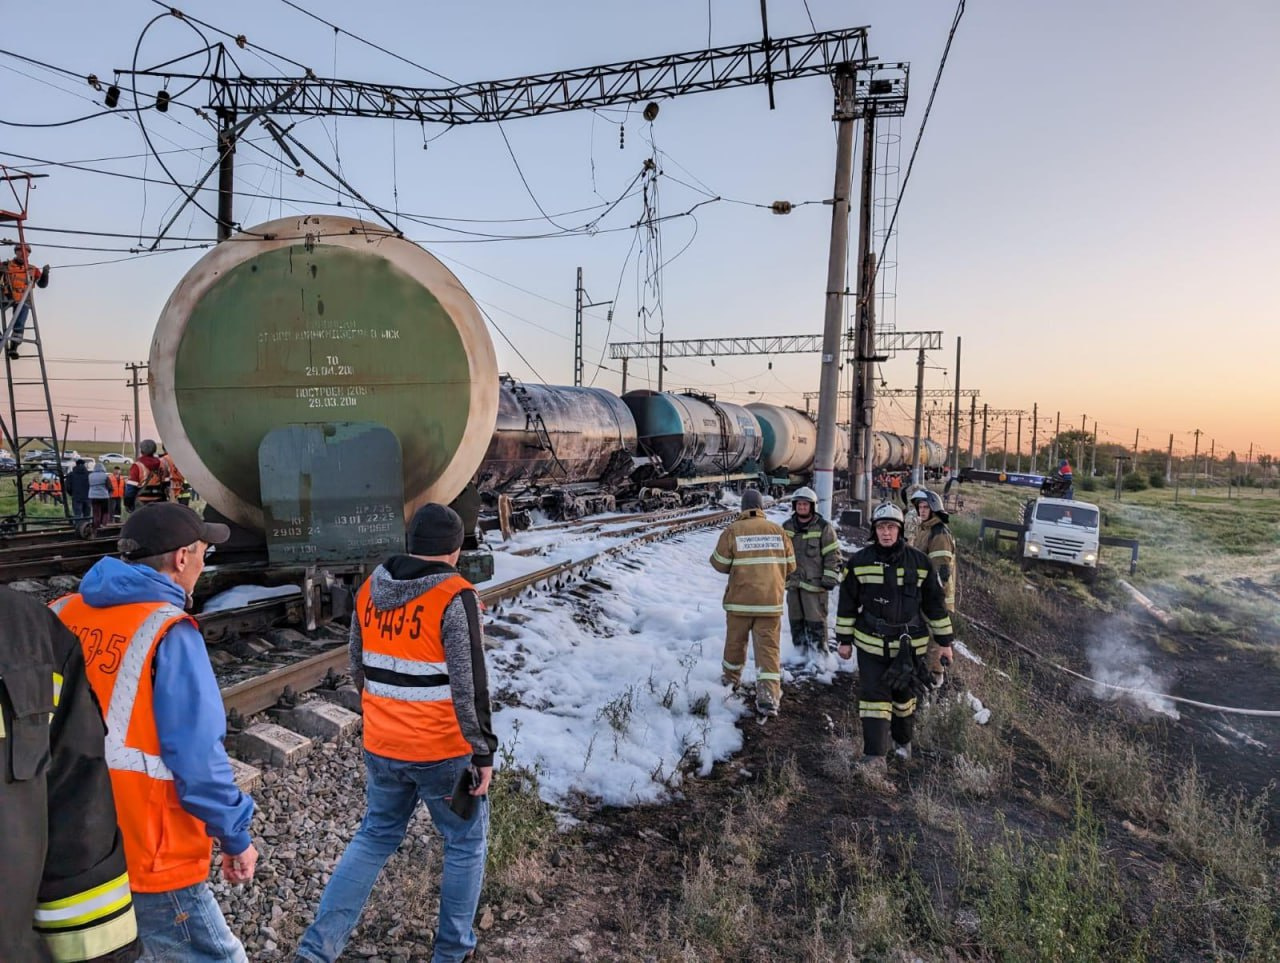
60, 413, 76, 455
1191, 427, 1202, 491
1030, 402, 1038, 473
574, 267, 612, 388
126, 363, 148, 457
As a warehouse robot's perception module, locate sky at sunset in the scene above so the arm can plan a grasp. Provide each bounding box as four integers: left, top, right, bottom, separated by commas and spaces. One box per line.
3, 0, 1276, 462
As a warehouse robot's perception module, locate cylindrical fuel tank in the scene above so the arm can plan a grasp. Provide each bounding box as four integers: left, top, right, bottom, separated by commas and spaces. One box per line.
869, 431, 892, 470
477, 380, 638, 493
922, 438, 947, 469
746, 403, 816, 474
624, 391, 763, 477
880, 432, 908, 469
832, 425, 851, 473
149, 215, 498, 530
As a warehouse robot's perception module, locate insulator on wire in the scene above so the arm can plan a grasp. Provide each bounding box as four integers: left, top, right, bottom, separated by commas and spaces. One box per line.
770, 200, 794, 215
619, 125, 625, 150
104, 85, 120, 108
155, 89, 170, 113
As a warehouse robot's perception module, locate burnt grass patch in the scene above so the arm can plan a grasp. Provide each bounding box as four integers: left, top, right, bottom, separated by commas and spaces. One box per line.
469, 556, 1278, 962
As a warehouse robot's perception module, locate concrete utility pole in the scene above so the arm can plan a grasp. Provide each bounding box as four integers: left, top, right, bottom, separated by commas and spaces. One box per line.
950, 336, 962, 475
980, 403, 989, 470
852, 102, 883, 521
1091, 421, 1098, 475
125, 363, 148, 458
1031, 402, 1038, 473
910, 348, 926, 485
1133, 427, 1140, 468
812, 67, 858, 521
60, 414, 76, 455
216, 110, 237, 241
1015, 412, 1023, 472
967, 394, 976, 467
1051, 411, 1061, 466
1166, 433, 1174, 484
1191, 428, 1202, 492
1001, 414, 1010, 472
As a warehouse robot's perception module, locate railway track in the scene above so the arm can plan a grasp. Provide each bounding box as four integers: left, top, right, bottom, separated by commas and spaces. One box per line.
218, 507, 734, 718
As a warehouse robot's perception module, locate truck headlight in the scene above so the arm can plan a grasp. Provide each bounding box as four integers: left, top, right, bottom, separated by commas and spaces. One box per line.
1083, 552, 1097, 564
1027, 543, 1040, 555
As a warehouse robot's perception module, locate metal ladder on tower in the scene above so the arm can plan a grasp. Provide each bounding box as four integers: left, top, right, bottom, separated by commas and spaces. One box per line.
0, 167, 71, 533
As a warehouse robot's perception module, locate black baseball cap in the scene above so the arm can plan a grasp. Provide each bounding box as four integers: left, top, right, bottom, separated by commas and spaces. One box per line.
119, 503, 230, 559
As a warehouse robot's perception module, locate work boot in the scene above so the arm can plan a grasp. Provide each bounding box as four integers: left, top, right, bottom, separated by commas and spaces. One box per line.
790, 621, 808, 650
756, 695, 778, 717
806, 622, 828, 654
893, 741, 913, 761
853, 754, 896, 793
720, 674, 740, 694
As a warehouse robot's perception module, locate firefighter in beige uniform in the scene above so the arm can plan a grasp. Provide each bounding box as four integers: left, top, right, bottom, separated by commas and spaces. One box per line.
710, 489, 796, 716
909, 488, 957, 684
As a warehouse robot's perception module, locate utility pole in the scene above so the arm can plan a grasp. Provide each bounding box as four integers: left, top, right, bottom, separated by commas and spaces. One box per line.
1091, 420, 1098, 475
216, 109, 237, 241
1133, 427, 1140, 469
1209, 438, 1215, 485
1001, 414, 1010, 472
656, 331, 664, 393
967, 394, 976, 467
1051, 411, 1061, 467
126, 363, 148, 457
980, 403, 989, 470
909, 347, 925, 485
60, 413, 76, 455
620, 358, 628, 394
1031, 402, 1038, 474
1191, 428, 1202, 493
573, 267, 613, 388
1015, 411, 1023, 472
121, 414, 130, 451
812, 66, 858, 521
1166, 433, 1174, 484
950, 336, 962, 475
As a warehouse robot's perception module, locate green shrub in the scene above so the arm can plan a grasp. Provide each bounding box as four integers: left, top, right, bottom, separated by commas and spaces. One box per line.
1078, 476, 1097, 492
1148, 471, 1166, 488
1122, 472, 1148, 491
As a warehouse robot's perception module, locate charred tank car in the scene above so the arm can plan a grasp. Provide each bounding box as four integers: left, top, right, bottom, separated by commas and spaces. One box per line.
476, 377, 641, 518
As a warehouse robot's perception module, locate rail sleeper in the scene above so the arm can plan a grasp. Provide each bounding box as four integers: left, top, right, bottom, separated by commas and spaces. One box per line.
275, 702, 363, 741
234, 722, 314, 768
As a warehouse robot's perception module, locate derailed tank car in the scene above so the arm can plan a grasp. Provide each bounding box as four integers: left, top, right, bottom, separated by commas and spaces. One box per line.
624, 390, 764, 488
476, 377, 641, 517
148, 215, 499, 532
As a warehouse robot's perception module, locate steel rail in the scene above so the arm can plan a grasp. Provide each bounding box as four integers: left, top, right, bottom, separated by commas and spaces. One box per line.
220, 509, 734, 717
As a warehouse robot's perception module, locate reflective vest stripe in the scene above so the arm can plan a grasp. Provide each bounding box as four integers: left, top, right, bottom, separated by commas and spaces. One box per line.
34, 873, 132, 927
102, 605, 187, 780
729, 556, 791, 567
362, 650, 448, 676
892, 698, 917, 716
722, 659, 744, 672
364, 679, 451, 702
711, 551, 732, 566
821, 541, 840, 555
757, 671, 782, 681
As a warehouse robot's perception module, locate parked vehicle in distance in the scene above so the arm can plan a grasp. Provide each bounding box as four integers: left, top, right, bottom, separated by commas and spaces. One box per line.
97, 452, 133, 468
0, 454, 16, 473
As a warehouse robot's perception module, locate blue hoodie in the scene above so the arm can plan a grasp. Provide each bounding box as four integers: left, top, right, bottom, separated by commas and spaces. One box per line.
77, 556, 254, 856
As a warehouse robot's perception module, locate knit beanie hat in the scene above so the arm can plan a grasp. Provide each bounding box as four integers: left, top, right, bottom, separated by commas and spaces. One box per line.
407, 503, 465, 556
741, 489, 764, 510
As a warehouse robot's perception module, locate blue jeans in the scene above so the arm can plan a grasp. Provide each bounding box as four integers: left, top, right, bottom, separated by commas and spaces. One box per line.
296, 751, 488, 963
132, 883, 247, 962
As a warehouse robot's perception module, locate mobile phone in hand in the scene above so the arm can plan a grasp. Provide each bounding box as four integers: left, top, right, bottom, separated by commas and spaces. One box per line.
450, 765, 478, 819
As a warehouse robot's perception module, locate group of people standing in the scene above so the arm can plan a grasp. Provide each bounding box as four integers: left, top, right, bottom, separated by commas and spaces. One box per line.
28, 440, 190, 532
711, 485, 958, 777
5, 499, 495, 962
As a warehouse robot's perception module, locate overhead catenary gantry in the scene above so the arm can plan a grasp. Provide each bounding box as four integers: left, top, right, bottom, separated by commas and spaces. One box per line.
120, 17, 910, 518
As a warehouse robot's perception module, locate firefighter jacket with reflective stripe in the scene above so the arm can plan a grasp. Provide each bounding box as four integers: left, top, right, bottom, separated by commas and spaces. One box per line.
709, 509, 796, 615
835, 541, 953, 657
913, 516, 957, 611
782, 512, 842, 593
1, 587, 140, 962
50, 595, 213, 894
355, 574, 476, 763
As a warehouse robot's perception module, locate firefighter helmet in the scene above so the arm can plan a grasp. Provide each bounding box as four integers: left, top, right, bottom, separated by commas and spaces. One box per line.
909, 488, 945, 514
791, 486, 818, 505
871, 502, 904, 528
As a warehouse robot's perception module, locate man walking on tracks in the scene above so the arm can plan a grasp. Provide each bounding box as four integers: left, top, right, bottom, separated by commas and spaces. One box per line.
782, 486, 842, 655
1, 585, 143, 962
710, 488, 796, 717
51, 503, 258, 961
296, 503, 498, 963
836, 503, 954, 783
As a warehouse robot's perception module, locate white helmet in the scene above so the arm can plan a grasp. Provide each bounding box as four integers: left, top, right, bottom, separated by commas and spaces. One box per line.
791, 486, 817, 505
871, 502, 904, 528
